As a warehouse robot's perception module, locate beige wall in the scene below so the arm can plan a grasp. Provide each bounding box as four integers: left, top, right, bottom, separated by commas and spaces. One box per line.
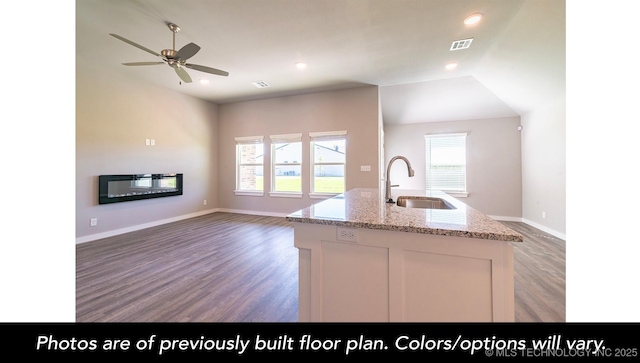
76, 65, 219, 240
521, 96, 566, 236
76, 75, 380, 239
76, 62, 564, 240
383, 117, 523, 218
218, 86, 381, 215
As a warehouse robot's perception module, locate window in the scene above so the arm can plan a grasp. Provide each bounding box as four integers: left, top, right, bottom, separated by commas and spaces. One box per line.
310, 131, 346, 198
424, 133, 467, 196
235, 136, 264, 196
270, 133, 302, 197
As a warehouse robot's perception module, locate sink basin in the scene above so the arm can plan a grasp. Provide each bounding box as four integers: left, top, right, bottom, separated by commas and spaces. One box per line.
396, 196, 456, 210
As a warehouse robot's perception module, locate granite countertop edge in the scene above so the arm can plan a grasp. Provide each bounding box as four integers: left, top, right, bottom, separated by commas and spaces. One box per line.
285, 188, 524, 243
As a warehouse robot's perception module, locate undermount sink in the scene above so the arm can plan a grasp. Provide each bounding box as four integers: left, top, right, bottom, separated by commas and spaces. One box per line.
396, 196, 456, 210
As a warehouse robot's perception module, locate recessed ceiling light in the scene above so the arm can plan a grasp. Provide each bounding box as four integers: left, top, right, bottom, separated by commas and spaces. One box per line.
464, 13, 483, 25
295, 62, 307, 70
445, 62, 458, 70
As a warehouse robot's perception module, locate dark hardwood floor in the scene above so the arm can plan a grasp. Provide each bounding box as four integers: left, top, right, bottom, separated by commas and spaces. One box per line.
76, 213, 565, 322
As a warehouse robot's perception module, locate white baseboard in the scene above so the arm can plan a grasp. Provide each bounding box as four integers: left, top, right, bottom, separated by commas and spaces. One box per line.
75, 209, 219, 244
489, 215, 566, 241
488, 215, 522, 222
521, 218, 566, 241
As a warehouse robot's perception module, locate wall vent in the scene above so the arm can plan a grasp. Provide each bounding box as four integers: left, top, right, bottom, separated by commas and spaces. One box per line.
450, 38, 473, 51
252, 80, 271, 88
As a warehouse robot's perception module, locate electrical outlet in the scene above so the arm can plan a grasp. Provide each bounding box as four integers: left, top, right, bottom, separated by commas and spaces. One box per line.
203, 199, 207, 206
542, 211, 546, 219
90, 218, 98, 227
337, 227, 358, 242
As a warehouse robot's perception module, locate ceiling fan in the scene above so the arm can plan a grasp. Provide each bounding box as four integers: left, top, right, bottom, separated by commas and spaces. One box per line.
109, 23, 229, 83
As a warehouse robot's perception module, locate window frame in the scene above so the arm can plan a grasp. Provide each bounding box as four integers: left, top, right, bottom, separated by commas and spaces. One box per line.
309, 130, 347, 199
234, 135, 265, 196
269, 133, 303, 198
424, 133, 468, 197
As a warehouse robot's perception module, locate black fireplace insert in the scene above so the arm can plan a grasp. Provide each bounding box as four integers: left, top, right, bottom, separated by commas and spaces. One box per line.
99, 174, 183, 204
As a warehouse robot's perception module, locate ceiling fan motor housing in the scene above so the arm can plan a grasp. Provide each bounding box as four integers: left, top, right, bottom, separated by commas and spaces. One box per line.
161, 49, 178, 59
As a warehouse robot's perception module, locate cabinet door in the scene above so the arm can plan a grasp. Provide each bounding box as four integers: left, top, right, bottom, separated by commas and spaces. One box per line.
321, 241, 389, 322
402, 250, 493, 321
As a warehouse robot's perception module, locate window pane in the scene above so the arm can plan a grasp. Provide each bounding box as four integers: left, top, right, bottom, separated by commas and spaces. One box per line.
274, 166, 301, 192
274, 142, 301, 164
425, 134, 466, 192
427, 166, 466, 191
313, 140, 345, 163
239, 143, 264, 164
314, 165, 344, 193
239, 165, 263, 191
431, 146, 465, 165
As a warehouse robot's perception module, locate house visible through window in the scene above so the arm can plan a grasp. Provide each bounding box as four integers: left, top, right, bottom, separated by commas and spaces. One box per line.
310, 130, 346, 197
425, 133, 467, 195
235, 136, 264, 195
270, 133, 302, 197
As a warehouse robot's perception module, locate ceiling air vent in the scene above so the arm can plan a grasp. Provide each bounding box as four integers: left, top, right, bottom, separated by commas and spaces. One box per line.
252, 81, 271, 88
450, 38, 473, 51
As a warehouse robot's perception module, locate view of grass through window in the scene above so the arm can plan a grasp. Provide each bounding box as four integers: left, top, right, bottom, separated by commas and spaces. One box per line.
312, 137, 346, 194
272, 139, 302, 193
256, 176, 344, 193
236, 133, 346, 195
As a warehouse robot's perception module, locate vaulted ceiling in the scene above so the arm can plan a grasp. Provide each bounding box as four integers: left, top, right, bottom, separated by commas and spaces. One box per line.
76, 0, 565, 124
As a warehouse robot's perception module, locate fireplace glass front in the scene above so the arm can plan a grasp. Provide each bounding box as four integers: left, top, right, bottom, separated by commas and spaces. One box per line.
99, 174, 183, 204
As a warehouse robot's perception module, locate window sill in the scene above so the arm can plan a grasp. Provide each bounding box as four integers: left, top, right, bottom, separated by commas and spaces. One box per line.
309, 192, 342, 199
234, 190, 264, 197
446, 192, 468, 198
269, 192, 303, 198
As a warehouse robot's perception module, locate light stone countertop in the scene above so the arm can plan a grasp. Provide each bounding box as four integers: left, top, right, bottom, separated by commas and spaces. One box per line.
286, 188, 524, 242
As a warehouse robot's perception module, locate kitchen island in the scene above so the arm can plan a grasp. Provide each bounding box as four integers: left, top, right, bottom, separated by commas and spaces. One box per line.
286, 188, 523, 322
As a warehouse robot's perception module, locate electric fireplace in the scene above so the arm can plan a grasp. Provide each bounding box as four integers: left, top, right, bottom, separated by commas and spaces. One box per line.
98, 174, 183, 204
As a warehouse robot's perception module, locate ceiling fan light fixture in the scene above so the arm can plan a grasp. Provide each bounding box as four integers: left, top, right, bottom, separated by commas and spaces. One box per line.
199, 79, 210, 84
464, 13, 483, 25
295, 62, 307, 70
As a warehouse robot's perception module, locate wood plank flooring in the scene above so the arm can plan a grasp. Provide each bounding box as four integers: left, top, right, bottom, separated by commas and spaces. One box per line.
502, 221, 566, 322
76, 213, 565, 322
76, 213, 298, 322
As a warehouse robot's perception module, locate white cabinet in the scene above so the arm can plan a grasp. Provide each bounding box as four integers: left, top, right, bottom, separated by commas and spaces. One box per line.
293, 223, 515, 322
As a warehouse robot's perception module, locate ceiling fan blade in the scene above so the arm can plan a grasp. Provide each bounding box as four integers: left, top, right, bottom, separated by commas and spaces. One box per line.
176, 42, 201, 61
109, 33, 160, 57
174, 67, 192, 83
122, 62, 164, 66
185, 63, 229, 77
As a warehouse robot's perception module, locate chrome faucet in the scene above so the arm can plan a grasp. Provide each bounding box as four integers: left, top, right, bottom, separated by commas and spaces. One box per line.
385, 155, 415, 203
